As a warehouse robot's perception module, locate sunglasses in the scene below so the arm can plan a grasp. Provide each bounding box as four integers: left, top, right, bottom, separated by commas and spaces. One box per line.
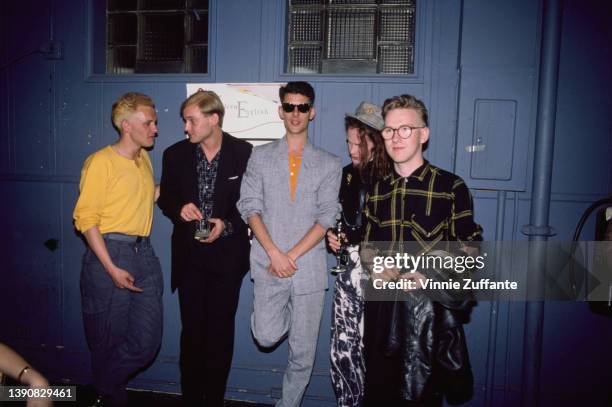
281, 103, 311, 113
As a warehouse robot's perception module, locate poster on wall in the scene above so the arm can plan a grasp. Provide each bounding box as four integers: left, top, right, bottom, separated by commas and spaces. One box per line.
186, 83, 284, 146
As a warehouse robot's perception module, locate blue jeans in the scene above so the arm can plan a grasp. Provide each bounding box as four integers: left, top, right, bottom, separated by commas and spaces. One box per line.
80, 237, 163, 407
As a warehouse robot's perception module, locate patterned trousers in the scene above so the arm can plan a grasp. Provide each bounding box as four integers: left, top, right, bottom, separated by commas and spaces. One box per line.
330, 245, 366, 407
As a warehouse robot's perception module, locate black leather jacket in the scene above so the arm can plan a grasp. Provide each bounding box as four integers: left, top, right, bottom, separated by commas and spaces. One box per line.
381, 256, 475, 403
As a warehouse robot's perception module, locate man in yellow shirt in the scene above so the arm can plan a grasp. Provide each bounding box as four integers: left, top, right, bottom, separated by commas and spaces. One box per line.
73, 92, 163, 407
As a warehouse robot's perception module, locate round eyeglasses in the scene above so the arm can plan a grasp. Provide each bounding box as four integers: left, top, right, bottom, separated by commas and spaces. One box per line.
381, 124, 426, 140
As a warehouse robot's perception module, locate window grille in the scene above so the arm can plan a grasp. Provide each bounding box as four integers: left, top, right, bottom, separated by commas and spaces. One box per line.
106, 0, 208, 74
287, 0, 416, 75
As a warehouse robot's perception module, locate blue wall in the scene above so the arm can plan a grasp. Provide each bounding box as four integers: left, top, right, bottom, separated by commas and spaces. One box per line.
1, 1, 611, 405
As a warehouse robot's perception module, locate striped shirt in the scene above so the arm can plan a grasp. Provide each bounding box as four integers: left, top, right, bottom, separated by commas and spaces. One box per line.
363, 161, 482, 253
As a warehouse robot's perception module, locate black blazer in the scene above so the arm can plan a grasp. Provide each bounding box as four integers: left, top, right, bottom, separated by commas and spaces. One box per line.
158, 133, 253, 292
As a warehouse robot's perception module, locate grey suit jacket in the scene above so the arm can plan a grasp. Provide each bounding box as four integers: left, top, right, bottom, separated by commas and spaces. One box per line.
238, 137, 342, 294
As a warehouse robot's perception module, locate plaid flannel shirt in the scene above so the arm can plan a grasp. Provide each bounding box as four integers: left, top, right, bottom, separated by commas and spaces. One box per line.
363, 161, 482, 253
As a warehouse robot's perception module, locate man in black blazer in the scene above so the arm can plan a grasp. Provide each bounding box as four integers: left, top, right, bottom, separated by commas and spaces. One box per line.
158, 90, 252, 406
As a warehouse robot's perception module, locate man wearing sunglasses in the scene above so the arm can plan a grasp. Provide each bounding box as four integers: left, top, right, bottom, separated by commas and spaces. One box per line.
238, 81, 341, 407
362, 94, 482, 406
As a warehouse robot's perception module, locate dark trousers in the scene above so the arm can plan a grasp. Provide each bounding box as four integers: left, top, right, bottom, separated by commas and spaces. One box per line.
363, 301, 442, 407
178, 245, 245, 407
81, 238, 163, 407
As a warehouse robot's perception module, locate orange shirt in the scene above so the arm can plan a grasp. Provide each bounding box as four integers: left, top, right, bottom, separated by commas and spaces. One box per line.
288, 152, 302, 201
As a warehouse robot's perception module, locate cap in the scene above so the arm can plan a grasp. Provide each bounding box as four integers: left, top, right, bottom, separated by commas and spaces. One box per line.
345, 101, 384, 131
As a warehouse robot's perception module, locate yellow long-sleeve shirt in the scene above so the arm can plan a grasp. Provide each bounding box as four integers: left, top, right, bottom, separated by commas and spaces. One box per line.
73, 145, 155, 236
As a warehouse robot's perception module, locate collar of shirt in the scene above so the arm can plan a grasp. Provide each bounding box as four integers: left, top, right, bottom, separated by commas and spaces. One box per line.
195, 144, 220, 166
386, 160, 432, 186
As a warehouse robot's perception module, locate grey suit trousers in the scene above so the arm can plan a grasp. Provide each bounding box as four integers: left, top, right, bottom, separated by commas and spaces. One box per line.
252, 278, 325, 407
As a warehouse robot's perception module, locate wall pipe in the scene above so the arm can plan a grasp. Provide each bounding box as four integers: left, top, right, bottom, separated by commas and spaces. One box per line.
520, 0, 563, 406
484, 190, 506, 406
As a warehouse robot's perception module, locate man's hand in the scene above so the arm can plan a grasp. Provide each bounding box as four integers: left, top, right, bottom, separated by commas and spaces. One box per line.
462, 245, 480, 258
326, 229, 344, 253
180, 203, 203, 222
108, 266, 143, 292
82, 226, 143, 293
378, 266, 401, 282
267, 248, 298, 278
198, 218, 225, 244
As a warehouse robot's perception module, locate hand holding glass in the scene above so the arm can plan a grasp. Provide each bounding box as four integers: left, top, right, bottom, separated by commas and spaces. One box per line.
194, 218, 211, 241
330, 220, 348, 274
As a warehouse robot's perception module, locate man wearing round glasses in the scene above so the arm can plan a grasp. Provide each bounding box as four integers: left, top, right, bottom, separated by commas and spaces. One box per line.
380, 111, 429, 174
362, 94, 482, 406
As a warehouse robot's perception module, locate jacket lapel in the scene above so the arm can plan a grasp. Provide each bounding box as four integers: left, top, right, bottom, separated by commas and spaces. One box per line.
212, 133, 232, 218
187, 142, 199, 205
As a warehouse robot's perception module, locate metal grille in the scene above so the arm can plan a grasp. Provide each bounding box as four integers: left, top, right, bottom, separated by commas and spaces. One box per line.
107, 14, 136, 45
140, 0, 185, 10
106, 1, 208, 74
286, 0, 417, 74
141, 14, 184, 61
290, 10, 323, 42
187, 11, 208, 43
290, 0, 324, 5
380, 0, 414, 4
288, 45, 322, 74
378, 44, 412, 74
107, 46, 136, 75
186, 46, 207, 73
380, 7, 415, 41
107, 0, 136, 12
330, 0, 376, 4
327, 9, 376, 59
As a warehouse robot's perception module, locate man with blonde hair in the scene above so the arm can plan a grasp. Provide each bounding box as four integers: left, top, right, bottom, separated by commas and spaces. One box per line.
158, 89, 252, 406
362, 94, 482, 406
74, 92, 163, 407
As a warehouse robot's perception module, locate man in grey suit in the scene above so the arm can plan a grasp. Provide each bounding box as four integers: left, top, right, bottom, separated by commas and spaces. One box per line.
238, 81, 342, 407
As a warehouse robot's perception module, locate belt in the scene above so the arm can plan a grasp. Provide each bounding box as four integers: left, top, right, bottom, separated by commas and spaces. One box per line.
104, 233, 147, 243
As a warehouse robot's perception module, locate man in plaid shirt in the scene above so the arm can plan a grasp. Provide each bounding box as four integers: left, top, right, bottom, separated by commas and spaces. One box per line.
362, 94, 482, 406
